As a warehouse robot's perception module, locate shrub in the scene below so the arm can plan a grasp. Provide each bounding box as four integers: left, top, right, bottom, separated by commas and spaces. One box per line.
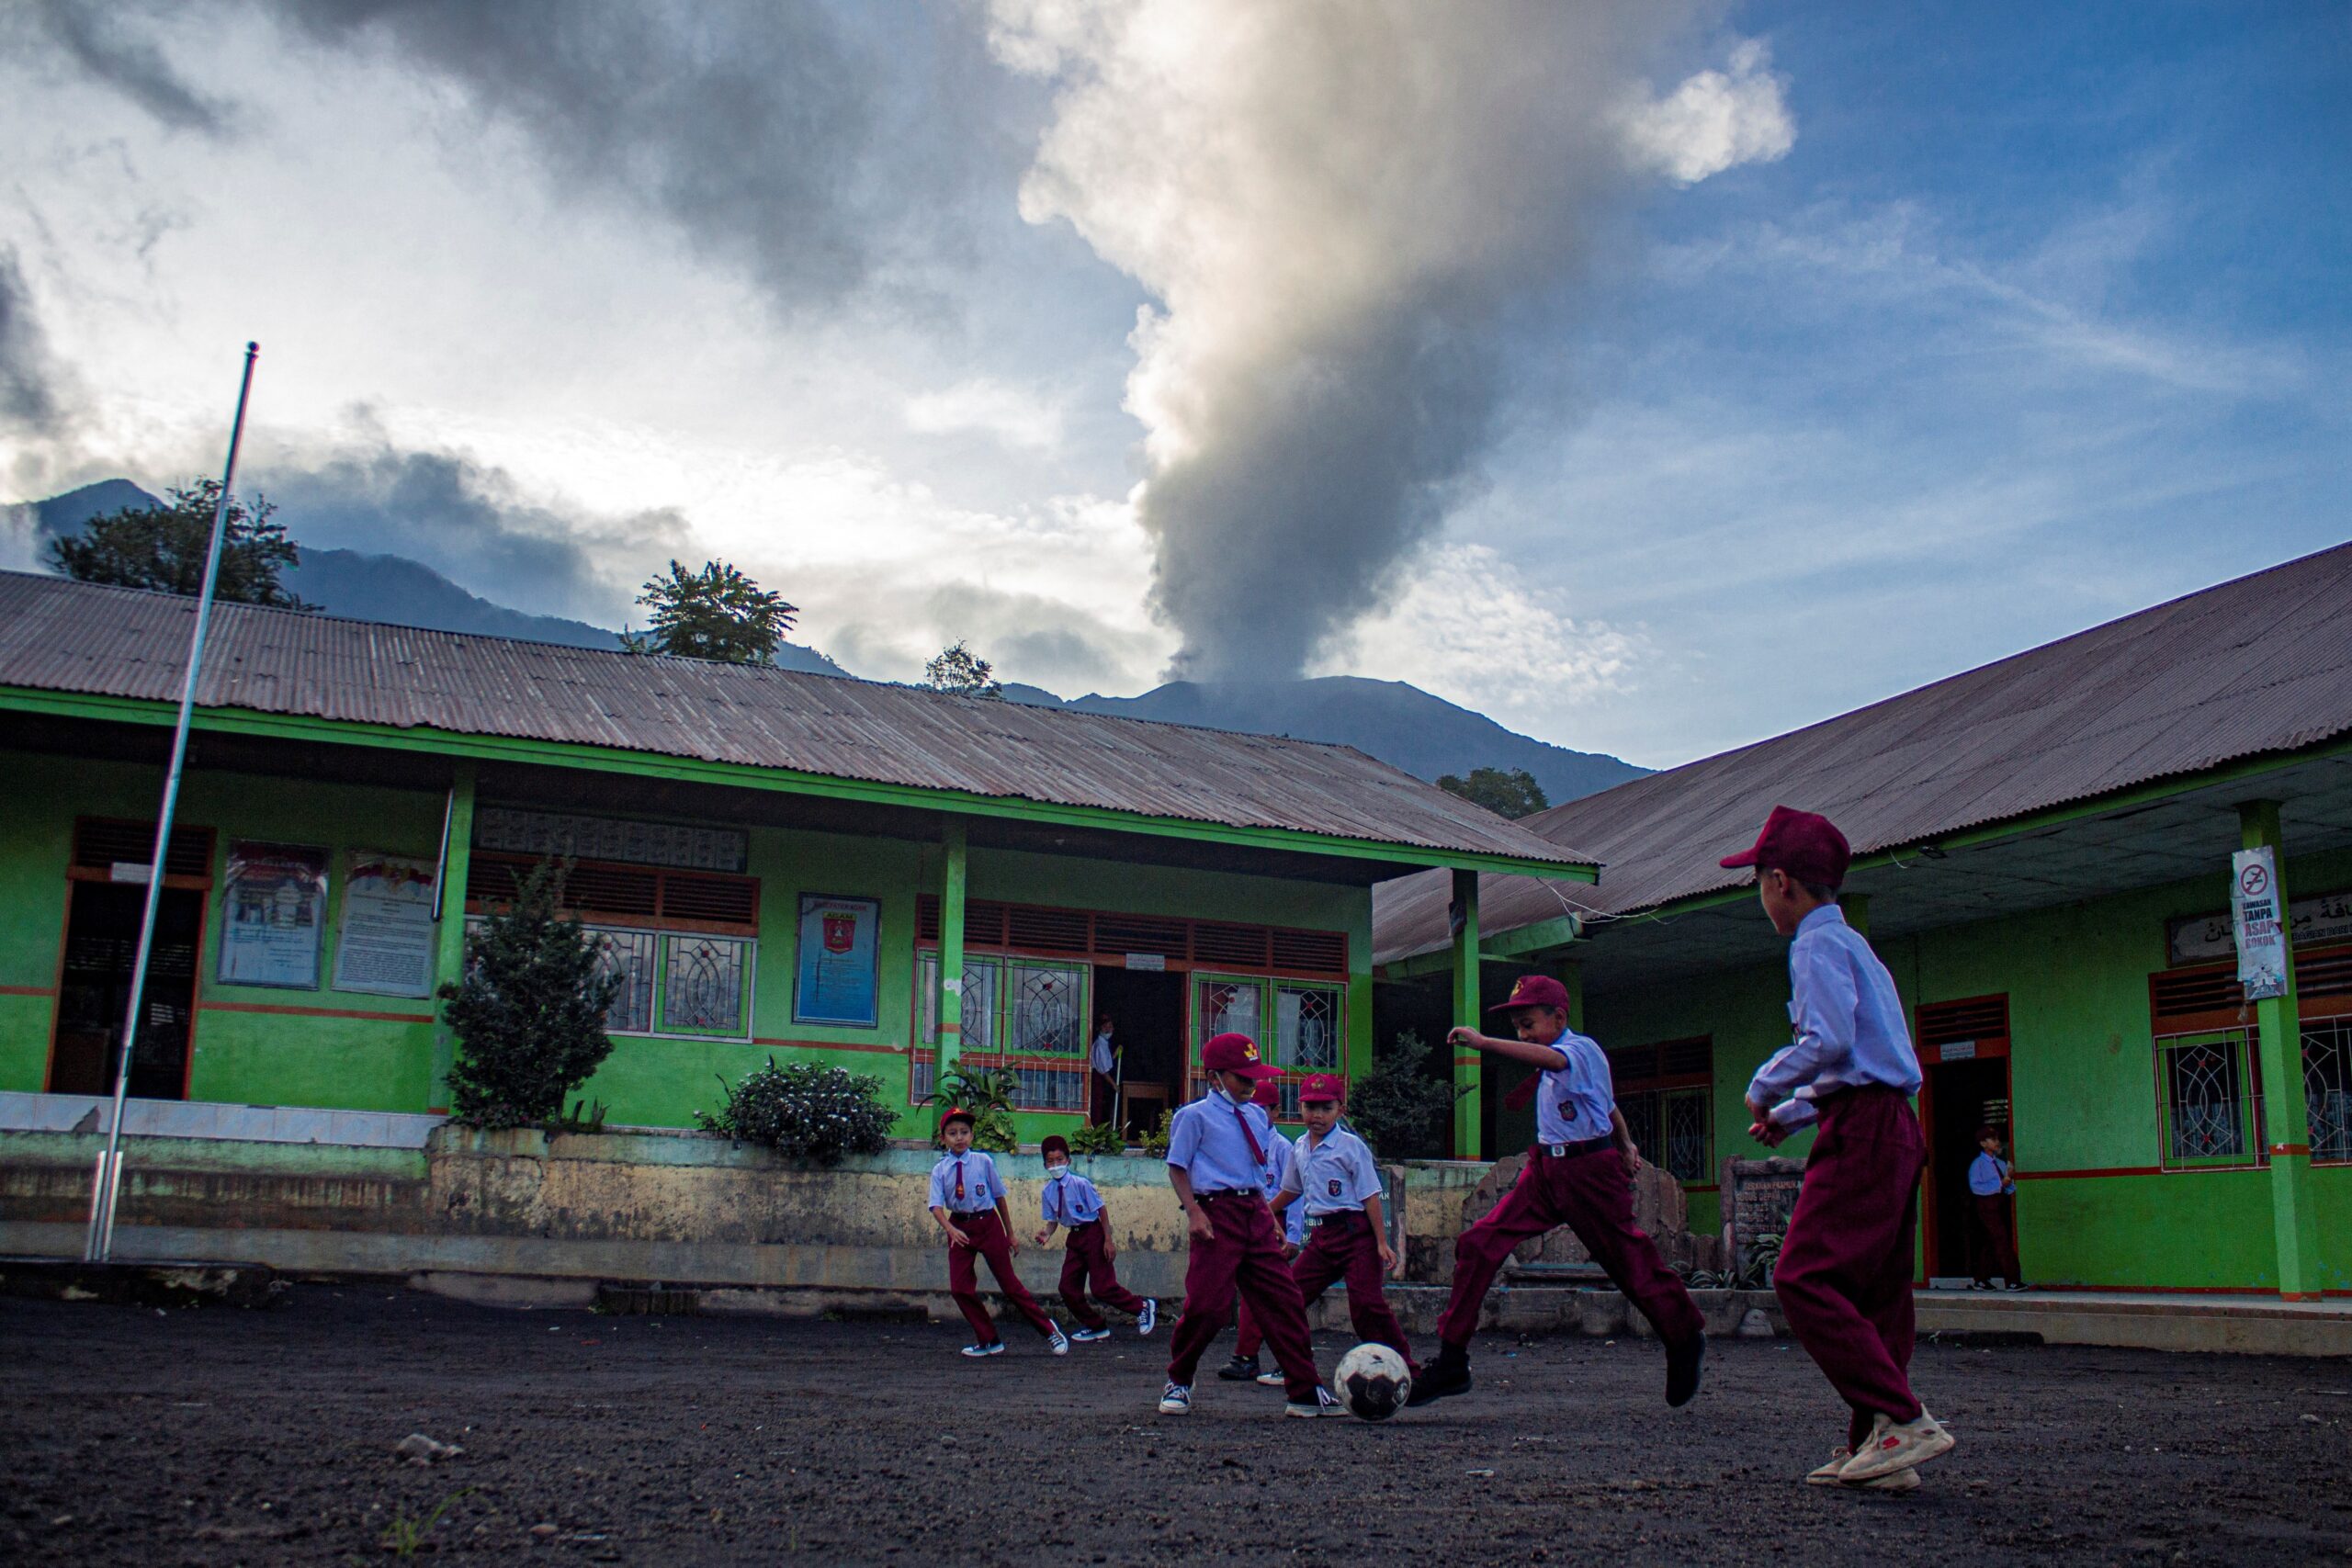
1345, 1030, 1464, 1160
1140, 1109, 1172, 1158
1068, 1120, 1126, 1156
695, 1057, 895, 1165
920, 1063, 1019, 1152
440, 862, 619, 1130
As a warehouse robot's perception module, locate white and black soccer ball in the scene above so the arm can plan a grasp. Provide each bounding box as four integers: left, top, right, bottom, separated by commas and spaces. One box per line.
1334, 1343, 1411, 1421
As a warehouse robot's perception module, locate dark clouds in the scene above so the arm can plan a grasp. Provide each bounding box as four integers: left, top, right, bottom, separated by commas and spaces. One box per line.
256, 434, 690, 626
0, 246, 66, 440
17, 0, 232, 134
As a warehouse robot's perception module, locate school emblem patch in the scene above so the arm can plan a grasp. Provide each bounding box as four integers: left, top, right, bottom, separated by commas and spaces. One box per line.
1510, 976, 1533, 1002
1242, 1040, 1260, 1062
822, 913, 856, 953
1327, 1178, 1342, 1197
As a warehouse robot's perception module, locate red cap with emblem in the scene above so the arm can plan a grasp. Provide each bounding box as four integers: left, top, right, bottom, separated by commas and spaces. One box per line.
1719, 805, 1850, 888
1201, 1031, 1279, 1077
1297, 1073, 1345, 1104
940, 1106, 976, 1129
1488, 973, 1572, 1015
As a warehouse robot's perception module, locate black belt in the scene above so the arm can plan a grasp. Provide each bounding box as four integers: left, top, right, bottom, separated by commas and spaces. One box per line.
1534, 1134, 1614, 1159
1195, 1189, 1262, 1199
1306, 1209, 1367, 1230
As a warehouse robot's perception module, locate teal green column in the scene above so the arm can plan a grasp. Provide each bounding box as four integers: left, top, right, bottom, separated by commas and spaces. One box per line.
428, 761, 477, 1113
1556, 958, 1585, 1032
1451, 868, 1482, 1159
2240, 800, 2324, 1299
936, 819, 968, 1101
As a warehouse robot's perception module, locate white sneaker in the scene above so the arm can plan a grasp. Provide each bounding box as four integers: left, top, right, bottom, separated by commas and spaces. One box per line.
1838, 1411, 1955, 1482
1805, 1447, 1855, 1485
1285, 1385, 1350, 1418
1158, 1382, 1192, 1415
1808, 1445, 1920, 1490
1047, 1326, 1069, 1356
1254, 1370, 1286, 1387
1136, 1298, 1159, 1336
959, 1341, 1005, 1359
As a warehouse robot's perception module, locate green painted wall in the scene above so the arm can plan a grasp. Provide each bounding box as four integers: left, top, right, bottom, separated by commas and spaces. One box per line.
1585, 842, 2352, 1294
2, 746, 1374, 1144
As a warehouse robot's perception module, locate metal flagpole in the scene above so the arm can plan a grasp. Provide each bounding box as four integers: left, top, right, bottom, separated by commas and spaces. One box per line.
84, 342, 261, 1263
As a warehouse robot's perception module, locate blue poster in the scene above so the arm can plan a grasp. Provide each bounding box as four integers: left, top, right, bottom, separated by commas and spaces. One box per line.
794, 894, 879, 1027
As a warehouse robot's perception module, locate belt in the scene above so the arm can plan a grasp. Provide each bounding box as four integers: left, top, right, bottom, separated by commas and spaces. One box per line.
1194, 1189, 1262, 1200
1306, 1210, 1366, 1229
1535, 1134, 1614, 1159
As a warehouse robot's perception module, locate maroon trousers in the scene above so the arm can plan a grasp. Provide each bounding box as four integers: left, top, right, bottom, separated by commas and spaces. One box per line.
1971, 1194, 2020, 1286
1058, 1219, 1148, 1328
1773, 1086, 1928, 1444
1091, 1071, 1117, 1125
1167, 1190, 1321, 1401
1237, 1211, 1417, 1372
946, 1210, 1057, 1345
1438, 1145, 1704, 1351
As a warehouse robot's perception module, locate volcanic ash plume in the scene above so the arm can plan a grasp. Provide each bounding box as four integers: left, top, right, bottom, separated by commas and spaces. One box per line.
988, 1, 1792, 678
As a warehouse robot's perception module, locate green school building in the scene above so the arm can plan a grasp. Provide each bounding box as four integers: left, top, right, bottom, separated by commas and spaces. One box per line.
1375, 542, 2352, 1300
0, 571, 1589, 1147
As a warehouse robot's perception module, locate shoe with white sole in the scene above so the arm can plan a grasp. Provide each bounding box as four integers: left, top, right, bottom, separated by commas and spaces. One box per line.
1158, 1382, 1192, 1415
1807, 1446, 1921, 1491
1255, 1370, 1286, 1387
1047, 1326, 1070, 1356
1838, 1411, 1955, 1482
960, 1340, 1005, 1359
1136, 1299, 1159, 1337
1070, 1325, 1113, 1343
1284, 1385, 1351, 1418
1805, 1448, 1855, 1485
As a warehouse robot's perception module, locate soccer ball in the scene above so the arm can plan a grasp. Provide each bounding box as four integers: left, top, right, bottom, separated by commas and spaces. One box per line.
1334, 1343, 1411, 1421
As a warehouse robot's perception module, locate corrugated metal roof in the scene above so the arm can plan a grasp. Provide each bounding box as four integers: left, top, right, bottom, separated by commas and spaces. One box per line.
0, 571, 1592, 869
1375, 541, 2352, 963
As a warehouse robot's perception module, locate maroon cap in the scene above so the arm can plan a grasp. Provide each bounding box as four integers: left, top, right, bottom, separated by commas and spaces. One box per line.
940, 1106, 976, 1129
1719, 805, 1850, 887
1250, 1079, 1283, 1109
1039, 1134, 1070, 1160
1297, 1073, 1345, 1104
1488, 973, 1572, 1015
1201, 1032, 1279, 1078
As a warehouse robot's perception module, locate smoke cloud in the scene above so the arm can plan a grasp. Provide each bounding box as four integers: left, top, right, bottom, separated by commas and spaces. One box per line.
0, 246, 66, 442
14, 0, 232, 134
987, 1, 1792, 677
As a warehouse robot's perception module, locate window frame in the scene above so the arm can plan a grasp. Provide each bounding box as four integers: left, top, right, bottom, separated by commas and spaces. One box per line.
2152, 1027, 2267, 1173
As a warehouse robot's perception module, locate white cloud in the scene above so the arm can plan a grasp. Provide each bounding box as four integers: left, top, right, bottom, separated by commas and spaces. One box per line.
1617, 39, 1795, 186
902, 377, 1067, 453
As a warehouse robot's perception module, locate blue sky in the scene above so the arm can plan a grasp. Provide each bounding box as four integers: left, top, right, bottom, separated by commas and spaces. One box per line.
0, 2, 2343, 768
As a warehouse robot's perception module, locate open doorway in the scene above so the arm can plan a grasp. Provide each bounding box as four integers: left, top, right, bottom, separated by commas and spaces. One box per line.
49, 880, 203, 1100
1923, 1054, 2013, 1280
1091, 965, 1185, 1142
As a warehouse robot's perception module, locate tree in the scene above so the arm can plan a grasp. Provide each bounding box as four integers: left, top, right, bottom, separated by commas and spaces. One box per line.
439, 861, 622, 1130
49, 479, 312, 609
628, 559, 797, 663
1436, 766, 1549, 819
1344, 1030, 1464, 1160
924, 638, 1001, 698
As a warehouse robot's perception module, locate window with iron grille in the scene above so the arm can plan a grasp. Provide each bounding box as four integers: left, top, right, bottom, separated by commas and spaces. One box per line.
1274, 983, 1342, 1072
658, 933, 752, 1037
1609, 1035, 1713, 1182
2303, 1018, 2352, 1164
916, 953, 997, 1054
2154, 1029, 2265, 1171
589, 929, 657, 1034
913, 954, 1085, 1111
1197, 976, 1263, 1045
1007, 964, 1087, 1056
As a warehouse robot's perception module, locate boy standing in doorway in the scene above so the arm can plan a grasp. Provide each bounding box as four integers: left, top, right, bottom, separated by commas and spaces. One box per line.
1968, 1126, 2024, 1292
1090, 1015, 1118, 1126
1726, 805, 1953, 1487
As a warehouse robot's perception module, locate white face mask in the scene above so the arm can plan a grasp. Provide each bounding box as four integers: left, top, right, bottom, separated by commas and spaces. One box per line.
1046, 1164, 1069, 1179
1220, 1084, 1254, 1109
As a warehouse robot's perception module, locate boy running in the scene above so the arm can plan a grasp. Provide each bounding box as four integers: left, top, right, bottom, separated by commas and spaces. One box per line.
1034, 1134, 1158, 1339
928, 1108, 1068, 1359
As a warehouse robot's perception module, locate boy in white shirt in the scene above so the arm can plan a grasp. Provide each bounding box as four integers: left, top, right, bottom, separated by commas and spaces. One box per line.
1034, 1134, 1158, 1340
1267, 1075, 1418, 1375
927, 1108, 1068, 1359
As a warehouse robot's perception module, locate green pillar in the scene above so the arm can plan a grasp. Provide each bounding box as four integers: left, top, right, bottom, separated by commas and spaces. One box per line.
1556, 958, 1585, 1032
936, 819, 968, 1098
428, 761, 478, 1113
1451, 867, 1482, 1159
1839, 891, 1870, 937
2239, 800, 2324, 1300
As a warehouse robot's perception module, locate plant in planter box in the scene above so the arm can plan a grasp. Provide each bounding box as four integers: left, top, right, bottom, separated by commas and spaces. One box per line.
919, 1064, 1020, 1151
695, 1056, 895, 1166
440, 860, 620, 1131
1067, 1120, 1126, 1156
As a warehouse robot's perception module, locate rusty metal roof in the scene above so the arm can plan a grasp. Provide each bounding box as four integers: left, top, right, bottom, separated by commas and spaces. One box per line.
0, 571, 1592, 870
1376, 541, 2352, 963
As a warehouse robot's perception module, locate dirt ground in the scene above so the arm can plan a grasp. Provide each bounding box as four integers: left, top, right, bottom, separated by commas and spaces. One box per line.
3, 1287, 2348, 1565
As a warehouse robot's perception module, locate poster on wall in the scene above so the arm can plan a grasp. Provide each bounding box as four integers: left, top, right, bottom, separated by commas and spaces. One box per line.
217, 841, 330, 989
2230, 846, 2289, 1001
794, 894, 879, 1027
332, 852, 439, 998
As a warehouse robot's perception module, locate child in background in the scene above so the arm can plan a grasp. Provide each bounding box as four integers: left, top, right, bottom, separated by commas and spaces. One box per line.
1967, 1126, 2024, 1292
1727, 805, 1952, 1488
1035, 1134, 1159, 1339
928, 1108, 1068, 1359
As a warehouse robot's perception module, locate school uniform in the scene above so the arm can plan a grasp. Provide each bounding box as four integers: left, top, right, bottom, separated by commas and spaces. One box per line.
929, 1148, 1057, 1346
1967, 1150, 2019, 1286
1274, 1123, 1418, 1371
1750, 902, 1928, 1447
1437, 1023, 1704, 1353
1232, 1127, 1309, 1361
1164, 1088, 1321, 1402
1090, 1030, 1118, 1124
1042, 1165, 1149, 1328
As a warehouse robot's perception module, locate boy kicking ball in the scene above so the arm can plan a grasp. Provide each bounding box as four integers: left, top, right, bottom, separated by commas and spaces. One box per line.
1159, 1032, 1346, 1418
1034, 1134, 1158, 1341
928, 1107, 1068, 1359
1724, 806, 1952, 1490
1409, 975, 1706, 1409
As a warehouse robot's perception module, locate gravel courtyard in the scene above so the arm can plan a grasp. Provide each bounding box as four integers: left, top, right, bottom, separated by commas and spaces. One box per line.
3, 1287, 2347, 1564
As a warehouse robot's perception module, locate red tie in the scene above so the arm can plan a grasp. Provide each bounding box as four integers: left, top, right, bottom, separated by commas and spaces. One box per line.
954, 1157, 967, 1203
1233, 1101, 1265, 1165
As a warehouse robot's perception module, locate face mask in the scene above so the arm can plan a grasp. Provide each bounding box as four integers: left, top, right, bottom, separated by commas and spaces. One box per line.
1046, 1164, 1069, 1178
1221, 1084, 1253, 1109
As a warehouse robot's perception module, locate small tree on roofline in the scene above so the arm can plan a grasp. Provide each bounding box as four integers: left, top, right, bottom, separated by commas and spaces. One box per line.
627, 558, 797, 664
924, 639, 1002, 698
51, 479, 313, 609
1436, 766, 1548, 820
439, 860, 621, 1130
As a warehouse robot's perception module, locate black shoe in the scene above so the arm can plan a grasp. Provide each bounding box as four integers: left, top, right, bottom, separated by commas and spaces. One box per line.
1406, 1346, 1472, 1407
1216, 1354, 1261, 1382
1666, 1333, 1706, 1408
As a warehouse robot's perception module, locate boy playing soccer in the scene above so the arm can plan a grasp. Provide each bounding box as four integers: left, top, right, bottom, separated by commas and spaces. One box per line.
1034, 1134, 1159, 1340
1410, 974, 1706, 1408
1219, 1086, 1306, 1385
928, 1107, 1069, 1359
1159, 1032, 1345, 1418
1725, 805, 1952, 1487
1267, 1074, 1419, 1374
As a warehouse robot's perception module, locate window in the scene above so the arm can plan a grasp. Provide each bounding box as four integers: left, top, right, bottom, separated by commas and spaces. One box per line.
1007, 964, 1086, 1056
2154, 1029, 2264, 1170
1275, 984, 1342, 1072
1197, 976, 1261, 1042
913, 953, 1083, 1111
659, 933, 751, 1036
589, 929, 657, 1034
1608, 1036, 1713, 1183
2304, 1018, 2352, 1164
